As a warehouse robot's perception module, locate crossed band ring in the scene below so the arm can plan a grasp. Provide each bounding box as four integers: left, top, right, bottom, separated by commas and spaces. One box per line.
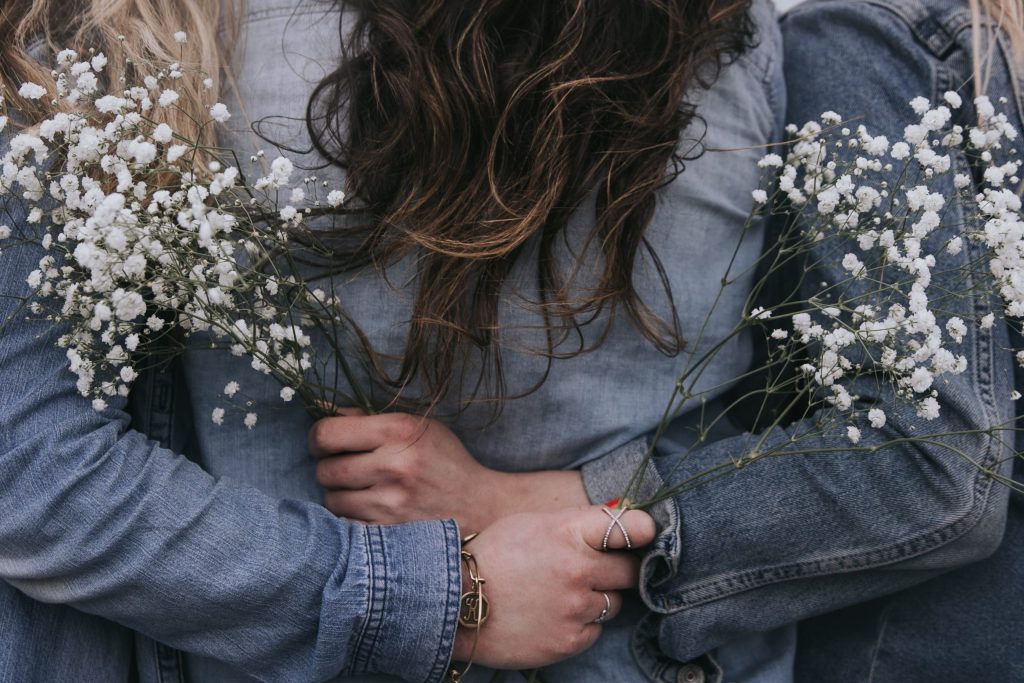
593, 591, 611, 624
600, 506, 632, 552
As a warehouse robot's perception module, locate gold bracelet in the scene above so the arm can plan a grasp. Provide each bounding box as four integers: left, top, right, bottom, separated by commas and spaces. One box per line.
447, 534, 488, 683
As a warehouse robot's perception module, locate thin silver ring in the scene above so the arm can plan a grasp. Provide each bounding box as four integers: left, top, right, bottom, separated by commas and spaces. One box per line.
593, 591, 611, 624
600, 506, 632, 551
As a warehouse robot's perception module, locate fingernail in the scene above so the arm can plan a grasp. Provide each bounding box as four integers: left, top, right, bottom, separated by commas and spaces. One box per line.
604, 497, 620, 508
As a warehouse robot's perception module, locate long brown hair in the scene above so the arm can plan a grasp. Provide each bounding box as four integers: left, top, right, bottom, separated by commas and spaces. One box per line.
308, 0, 755, 410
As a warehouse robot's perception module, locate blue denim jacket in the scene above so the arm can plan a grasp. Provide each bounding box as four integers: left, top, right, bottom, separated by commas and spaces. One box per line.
580, 1, 1020, 681
776, 0, 1024, 679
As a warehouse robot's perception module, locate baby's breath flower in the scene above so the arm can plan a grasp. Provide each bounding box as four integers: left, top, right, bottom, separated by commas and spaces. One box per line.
890, 142, 910, 159
167, 145, 188, 163
152, 123, 173, 144
846, 426, 861, 444
212, 407, 225, 425
244, 412, 258, 429
209, 103, 231, 123
224, 381, 240, 397
18, 82, 47, 100
157, 89, 179, 107
326, 190, 346, 207
174, 31, 187, 44
946, 317, 967, 343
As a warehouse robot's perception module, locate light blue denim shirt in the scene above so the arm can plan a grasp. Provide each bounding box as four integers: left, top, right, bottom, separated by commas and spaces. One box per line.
0, 0, 1015, 682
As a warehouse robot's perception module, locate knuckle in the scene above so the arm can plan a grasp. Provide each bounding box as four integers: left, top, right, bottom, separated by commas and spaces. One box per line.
559, 559, 588, 586
381, 488, 406, 513
389, 453, 419, 480
308, 419, 333, 451
567, 591, 590, 617
384, 413, 414, 441
562, 628, 594, 657
314, 459, 335, 486
323, 491, 344, 515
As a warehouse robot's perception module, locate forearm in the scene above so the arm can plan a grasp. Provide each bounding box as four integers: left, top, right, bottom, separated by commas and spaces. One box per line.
580, 0, 1019, 653
0, 233, 460, 682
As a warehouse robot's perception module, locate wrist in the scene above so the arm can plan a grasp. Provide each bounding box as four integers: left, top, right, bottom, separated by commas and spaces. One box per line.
450, 538, 487, 665
504, 469, 590, 516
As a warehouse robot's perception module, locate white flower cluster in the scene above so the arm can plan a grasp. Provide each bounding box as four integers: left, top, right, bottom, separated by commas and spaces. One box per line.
0, 46, 354, 426
758, 94, 1023, 441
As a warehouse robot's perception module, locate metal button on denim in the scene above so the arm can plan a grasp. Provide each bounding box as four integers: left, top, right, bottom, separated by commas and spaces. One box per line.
678, 664, 706, 683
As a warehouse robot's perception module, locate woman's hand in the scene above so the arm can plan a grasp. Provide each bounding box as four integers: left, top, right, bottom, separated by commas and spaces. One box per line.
309, 411, 591, 534
451, 506, 656, 669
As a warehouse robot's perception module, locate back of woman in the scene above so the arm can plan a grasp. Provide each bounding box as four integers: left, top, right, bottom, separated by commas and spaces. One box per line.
181, 0, 785, 680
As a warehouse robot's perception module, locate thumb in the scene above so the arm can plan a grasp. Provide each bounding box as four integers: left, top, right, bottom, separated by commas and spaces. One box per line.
575, 505, 656, 552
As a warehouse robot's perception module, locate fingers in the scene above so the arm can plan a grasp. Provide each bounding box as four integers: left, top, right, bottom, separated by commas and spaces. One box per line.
323, 488, 405, 522
589, 554, 641, 591
316, 453, 379, 489
308, 412, 428, 457
576, 505, 656, 552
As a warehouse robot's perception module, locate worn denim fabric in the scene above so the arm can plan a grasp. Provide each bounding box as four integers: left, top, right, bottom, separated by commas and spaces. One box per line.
777, 0, 1024, 680
0, 183, 462, 680
579, 0, 1019, 680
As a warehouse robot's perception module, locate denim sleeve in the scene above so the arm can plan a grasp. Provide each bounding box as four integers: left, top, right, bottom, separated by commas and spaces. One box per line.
583, 0, 1016, 663
0, 206, 461, 681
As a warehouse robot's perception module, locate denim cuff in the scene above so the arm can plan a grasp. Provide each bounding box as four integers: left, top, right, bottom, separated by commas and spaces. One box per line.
580, 437, 675, 530
345, 519, 462, 683
581, 438, 684, 602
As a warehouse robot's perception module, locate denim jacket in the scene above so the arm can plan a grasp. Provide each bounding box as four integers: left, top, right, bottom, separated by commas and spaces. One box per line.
775, 0, 1024, 679
0, 1, 1014, 683
582, 1, 1019, 682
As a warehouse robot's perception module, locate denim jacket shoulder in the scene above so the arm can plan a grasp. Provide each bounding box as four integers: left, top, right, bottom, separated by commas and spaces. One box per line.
586, 0, 1020, 679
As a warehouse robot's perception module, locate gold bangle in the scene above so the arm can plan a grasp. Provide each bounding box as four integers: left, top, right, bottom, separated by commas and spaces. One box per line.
447, 534, 487, 683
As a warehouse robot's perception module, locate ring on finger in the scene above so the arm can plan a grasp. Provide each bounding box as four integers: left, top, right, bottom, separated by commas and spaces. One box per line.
593, 591, 611, 624
600, 506, 632, 552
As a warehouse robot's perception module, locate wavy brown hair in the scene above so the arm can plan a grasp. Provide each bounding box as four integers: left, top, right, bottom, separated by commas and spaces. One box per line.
308, 0, 755, 410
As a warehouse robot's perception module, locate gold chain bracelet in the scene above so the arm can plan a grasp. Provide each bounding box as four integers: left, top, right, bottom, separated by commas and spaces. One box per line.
447, 533, 488, 683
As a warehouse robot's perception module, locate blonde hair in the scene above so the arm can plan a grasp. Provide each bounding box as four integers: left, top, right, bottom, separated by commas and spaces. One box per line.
972, 0, 1024, 93
0, 0, 239, 144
